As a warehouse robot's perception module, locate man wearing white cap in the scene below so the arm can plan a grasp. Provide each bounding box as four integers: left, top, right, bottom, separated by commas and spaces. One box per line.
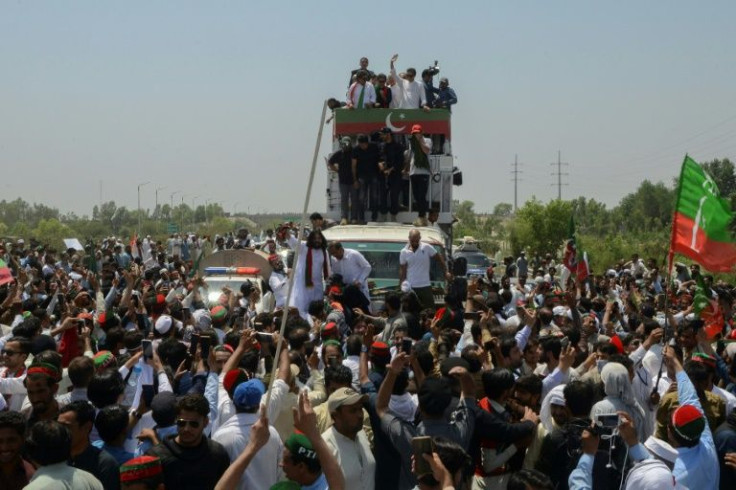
321, 387, 375, 490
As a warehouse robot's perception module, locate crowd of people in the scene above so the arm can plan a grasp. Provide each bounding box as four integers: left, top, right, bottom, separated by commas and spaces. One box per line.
1, 221, 736, 490
341, 54, 457, 112
327, 55, 458, 227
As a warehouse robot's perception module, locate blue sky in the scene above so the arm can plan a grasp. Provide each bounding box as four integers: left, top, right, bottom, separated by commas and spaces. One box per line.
2, 1, 735, 217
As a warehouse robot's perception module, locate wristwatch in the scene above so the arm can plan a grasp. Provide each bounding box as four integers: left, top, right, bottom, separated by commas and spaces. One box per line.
361, 345, 369, 353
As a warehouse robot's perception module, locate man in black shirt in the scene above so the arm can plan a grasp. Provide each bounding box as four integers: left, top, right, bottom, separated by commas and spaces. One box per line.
59, 401, 120, 490
348, 57, 375, 87
328, 137, 358, 225
352, 133, 382, 222
378, 127, 405, 220
147, 394, 229, 490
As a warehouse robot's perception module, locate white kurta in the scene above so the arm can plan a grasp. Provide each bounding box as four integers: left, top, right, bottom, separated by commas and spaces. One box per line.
322, 426, 375, 490
330, 248, 372, 301
288, 235, 329, 318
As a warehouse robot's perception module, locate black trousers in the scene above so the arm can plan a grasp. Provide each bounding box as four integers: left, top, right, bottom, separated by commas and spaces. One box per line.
411, 174, 430, 218
381, 177, 402, 216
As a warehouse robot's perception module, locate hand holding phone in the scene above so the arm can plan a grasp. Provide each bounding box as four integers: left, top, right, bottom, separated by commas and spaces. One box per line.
412, 436, 435, 477
142, 340, 153, 361
402, 338, 413, 354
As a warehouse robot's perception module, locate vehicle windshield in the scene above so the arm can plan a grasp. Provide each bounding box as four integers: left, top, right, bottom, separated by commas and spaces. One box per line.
462, 254, 491, 269
340, 241, 445, 287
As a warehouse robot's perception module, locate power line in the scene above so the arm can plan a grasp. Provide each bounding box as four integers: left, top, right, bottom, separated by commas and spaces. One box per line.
510, 154, 523, 211
550, 150, 569, 200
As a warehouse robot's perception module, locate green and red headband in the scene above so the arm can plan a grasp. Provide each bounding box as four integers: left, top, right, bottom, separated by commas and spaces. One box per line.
27, 362, 61, 382
120, 456, 163, 483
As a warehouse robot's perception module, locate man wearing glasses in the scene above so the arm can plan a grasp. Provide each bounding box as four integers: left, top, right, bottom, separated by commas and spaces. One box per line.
146, 394, 230, 490
1, 337, 30, 412
389, 54, 431, 111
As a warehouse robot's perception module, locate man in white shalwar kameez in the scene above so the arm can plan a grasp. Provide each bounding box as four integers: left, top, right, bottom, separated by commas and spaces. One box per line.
287, 230, 330, 319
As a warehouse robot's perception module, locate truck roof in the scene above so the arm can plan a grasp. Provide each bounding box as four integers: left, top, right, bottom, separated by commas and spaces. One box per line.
321, 224, 446, 247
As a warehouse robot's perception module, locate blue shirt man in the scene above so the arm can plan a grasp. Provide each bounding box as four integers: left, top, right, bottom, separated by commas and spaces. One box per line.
435, 77, 458, 112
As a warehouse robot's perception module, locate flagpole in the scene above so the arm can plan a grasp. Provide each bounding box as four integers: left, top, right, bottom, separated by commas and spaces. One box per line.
667, 155, 689, 274
263, 100, 328, 411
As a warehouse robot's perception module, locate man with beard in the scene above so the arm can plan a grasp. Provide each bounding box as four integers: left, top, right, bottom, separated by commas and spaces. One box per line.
288, 229, 330, 320
536, 381, 595, 490
23, 362, 61, 428
321, 388, 375, 490
473, 368, 539, 490
268, 254, 289, 310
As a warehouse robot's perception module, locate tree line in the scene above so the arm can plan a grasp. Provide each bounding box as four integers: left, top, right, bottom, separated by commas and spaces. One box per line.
454, 158, 735, 273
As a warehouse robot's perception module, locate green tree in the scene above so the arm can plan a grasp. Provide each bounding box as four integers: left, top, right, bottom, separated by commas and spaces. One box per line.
508, 199, 573, 256
33, 219, 73, 249
701, 158, 736, 199
493, 203, 513, 217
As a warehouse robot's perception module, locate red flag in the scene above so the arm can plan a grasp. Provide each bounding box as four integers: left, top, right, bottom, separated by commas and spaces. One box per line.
130, 233, 139, 259
0, 259, 13, 286
577, 252, 590, 281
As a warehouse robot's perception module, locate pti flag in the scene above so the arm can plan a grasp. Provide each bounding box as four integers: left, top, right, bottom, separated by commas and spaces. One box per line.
577, 251, 590, 281
0, 259, 13, 286
669, 155, 736, 272
563, 215, 578, 274
693, 276, 724, 339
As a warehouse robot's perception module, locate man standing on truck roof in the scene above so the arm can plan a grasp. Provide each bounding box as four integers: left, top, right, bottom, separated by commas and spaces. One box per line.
327, 241, 372, 303
399, 229, 452, 310
328, 137, 358, 226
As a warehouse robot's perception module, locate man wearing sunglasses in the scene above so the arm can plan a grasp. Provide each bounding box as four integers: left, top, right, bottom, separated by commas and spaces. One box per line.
0, 337, 30, 412
146, 394, 229, 489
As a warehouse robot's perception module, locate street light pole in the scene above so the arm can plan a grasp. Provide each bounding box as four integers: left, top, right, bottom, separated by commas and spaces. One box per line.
205, 199, 211, 224
155, 186, 166, 221
169, 191, 180, 232
180, 195, 187, 233
192, 196, 199, 228
137, 181, 150, 235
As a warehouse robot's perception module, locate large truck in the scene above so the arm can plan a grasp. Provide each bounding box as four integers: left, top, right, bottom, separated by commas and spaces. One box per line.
325, 108, 459, 246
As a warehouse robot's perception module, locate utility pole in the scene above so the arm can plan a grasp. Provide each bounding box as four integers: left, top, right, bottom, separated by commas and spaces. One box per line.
137, 181, 150, 235
510, 154, 522, 211
550, 150, 569, 200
